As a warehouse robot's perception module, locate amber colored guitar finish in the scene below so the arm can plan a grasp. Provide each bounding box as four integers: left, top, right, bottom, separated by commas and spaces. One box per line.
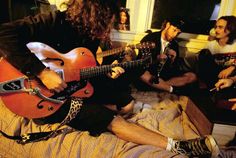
0, 46, 151, 119
0, 48, 96, 119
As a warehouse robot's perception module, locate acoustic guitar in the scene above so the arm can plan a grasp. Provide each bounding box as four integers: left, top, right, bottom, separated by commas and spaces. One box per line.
96, 42, 155, 64
0, 47, 151, 119
213, 52, 236, 66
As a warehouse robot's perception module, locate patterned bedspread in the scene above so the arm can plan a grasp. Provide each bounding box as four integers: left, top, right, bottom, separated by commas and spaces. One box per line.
0, 91, 204, 158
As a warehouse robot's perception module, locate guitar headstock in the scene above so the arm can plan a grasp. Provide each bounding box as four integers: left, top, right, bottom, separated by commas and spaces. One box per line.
136, 42, 156, 49
119, 42, 155, 63
141, 54, 152, 69
134, 42, 155, 59
128, 42, 156, 50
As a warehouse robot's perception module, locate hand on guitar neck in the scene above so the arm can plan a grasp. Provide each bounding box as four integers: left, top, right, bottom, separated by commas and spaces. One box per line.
96, 42, 155, 65
0, 43, 151, 118
37, 68, 67, 93
107, 60, 125, 79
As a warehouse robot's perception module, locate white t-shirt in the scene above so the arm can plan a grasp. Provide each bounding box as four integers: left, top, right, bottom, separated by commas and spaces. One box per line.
160, 38, 169, 54
205, 40, 236, 66
205, 40, 236, 55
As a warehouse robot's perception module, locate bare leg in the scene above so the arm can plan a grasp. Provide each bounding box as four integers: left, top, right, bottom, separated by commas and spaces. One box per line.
107, 116, 219, 157
107, 115, 168, 149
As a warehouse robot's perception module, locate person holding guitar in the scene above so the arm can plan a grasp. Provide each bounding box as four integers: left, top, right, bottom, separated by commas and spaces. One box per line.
198, 16, 236, 89
197, 16, 236, 111
0, 0, 219, 157
134, 19, 198, 95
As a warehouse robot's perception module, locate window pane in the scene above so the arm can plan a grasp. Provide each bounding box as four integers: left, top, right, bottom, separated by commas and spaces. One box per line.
151, 0, 221, 34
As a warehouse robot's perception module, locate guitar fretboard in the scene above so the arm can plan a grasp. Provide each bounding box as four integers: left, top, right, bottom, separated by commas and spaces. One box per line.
80, 57, 150, 79
96, 42, 155, 58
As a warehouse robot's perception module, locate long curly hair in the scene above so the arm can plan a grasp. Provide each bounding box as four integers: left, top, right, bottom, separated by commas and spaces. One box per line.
218, 16, 236, 44
66, 0, 119, 41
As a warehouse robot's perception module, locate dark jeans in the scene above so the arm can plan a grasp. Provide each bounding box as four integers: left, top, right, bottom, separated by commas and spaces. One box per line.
198, 49, 223, 89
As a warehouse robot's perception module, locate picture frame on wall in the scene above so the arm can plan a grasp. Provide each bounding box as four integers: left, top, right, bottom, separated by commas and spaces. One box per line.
115, 7, 130, 31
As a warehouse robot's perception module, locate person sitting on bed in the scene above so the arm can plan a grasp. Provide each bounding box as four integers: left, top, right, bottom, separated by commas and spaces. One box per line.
133, 19, 198, 95
0, 0, 219, 157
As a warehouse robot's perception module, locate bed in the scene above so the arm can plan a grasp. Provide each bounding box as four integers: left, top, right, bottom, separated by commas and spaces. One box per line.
0, 90, 205, 158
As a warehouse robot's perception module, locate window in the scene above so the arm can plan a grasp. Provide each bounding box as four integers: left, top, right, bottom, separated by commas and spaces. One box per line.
151, 0, 221, 35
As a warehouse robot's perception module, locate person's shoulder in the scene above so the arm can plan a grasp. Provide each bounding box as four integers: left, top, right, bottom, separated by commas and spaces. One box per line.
203, 40, 219, 53
147, 31, 161, 36
20, 10, 64, 22
141, 31, 161, 41
38, 10, 66, 19
206, 40, 218, 47
168, 40, 179, 50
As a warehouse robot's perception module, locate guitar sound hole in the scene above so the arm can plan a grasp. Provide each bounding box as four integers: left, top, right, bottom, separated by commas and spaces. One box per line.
84, 90, 90, 94
37, 104, 44, 109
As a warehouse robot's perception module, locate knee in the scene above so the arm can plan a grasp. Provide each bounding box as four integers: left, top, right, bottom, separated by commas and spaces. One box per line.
199, 49, 211, 57
119, 100, 135, 115
107, 115, 129, 135
198, 49, 212, 62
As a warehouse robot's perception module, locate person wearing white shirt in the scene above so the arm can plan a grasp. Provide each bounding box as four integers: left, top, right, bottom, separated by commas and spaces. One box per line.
198, 15, 236, 89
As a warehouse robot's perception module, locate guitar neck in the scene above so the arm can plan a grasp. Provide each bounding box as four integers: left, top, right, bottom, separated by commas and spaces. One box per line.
80, 58, 148, 79
214, 52, 236, 57
96, 42, 154, 58
96, 47, 125, 58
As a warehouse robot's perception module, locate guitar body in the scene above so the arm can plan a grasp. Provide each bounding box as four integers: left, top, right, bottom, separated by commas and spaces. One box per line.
0, 47, 96, 119
214, 52, 236, 66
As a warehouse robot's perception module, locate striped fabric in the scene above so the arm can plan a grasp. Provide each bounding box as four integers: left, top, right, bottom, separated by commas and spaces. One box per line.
0, 92, 200, 158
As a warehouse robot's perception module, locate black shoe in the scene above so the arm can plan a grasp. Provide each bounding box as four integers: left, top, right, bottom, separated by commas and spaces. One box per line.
171, 135, 220, 157
172, 86, 185, 95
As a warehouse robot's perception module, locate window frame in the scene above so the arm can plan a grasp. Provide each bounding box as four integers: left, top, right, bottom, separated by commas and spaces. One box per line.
111, 0, 236, 43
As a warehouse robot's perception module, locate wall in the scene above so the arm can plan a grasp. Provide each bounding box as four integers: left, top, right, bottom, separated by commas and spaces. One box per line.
111, 0, 236, 69
111, 0, 236, 47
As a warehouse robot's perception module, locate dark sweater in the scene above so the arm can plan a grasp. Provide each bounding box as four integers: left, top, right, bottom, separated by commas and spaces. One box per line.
0, 11, 100, 76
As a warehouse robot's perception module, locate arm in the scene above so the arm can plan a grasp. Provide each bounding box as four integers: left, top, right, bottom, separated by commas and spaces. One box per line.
218, 65, 235, 79
0, 11, 67, 92
139, 70, 171, 92
215, 77, 236, 111
138, 32, 171, 91
215, 77, 235, 90
228, 98, 236, 111
0, 11, 59, 76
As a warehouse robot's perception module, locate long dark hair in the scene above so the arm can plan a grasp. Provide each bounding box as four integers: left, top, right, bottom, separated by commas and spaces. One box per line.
66, 0, 119, 40
218, 16, 236, 44
115, 8, 130, 30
